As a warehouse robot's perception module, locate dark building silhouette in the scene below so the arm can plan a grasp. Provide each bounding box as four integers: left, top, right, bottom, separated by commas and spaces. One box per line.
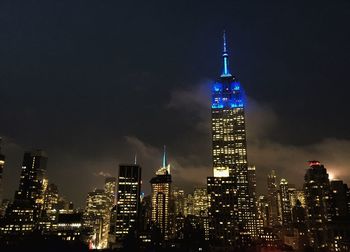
304, 161, 332, 250
0, 150, 48, 235
328, 180, 350, 251
267, 169, 279, 227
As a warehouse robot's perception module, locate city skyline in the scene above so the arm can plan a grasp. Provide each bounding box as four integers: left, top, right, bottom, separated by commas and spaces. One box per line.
0, 2, 350, 249
1, 1, 350, 208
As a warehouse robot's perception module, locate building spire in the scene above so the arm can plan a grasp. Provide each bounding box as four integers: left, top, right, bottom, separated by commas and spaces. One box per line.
162, 145, 167, 168
221, 30, 232, 77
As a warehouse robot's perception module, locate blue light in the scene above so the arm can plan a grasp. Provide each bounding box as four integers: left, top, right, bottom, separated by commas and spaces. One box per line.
212, 103, 224, 109
213, 83, 222, 92
230, 102, 244, 108
212, 80, 245, 109
232, 82, 240, 91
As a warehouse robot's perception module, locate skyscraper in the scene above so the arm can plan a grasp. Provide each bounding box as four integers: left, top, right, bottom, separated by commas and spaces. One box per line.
267, 169, 279, 227
0, 150, 48, 235
0, 138, 5, 204
172, 187, 185, 216
279, 178, 292, 229
83, 189, 110, 249
104, 177, 116, 207
207, 32, 255, 246
115, 164, 141, 241
192, 187, 208, 217
150, 147, 172, 240
303, 161, 332, 250
43, 183, 59, 222
328, 180, 350, 251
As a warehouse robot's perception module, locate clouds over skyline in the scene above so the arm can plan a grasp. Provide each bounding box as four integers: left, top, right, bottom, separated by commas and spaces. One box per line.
166, 83, 350, 192
1, 82, 350, 206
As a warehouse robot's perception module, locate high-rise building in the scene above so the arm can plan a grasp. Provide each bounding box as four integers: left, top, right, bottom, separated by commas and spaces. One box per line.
0, 150, 48, 236
83, 189, 110, 249
328, 180, 350, 251
115, 164, 141, 241
184, 193, 194, 217
15, 150, 48, 217
279, 178, 292, 229
172, 187, 185, 216
192, 188, 208, 217
247, 165, 258, 237
104, 177, 116, 207
150, 147, 172, 240
207, 176, 237, 246
207, 32, 256, 246
304, 161, 332, 250
256, 195, 269, 231
330, 180, 350, 218
291, 200, 308, 249
267, 169, 279, 227
0, 138, 5, 204
43, 183, 59, 222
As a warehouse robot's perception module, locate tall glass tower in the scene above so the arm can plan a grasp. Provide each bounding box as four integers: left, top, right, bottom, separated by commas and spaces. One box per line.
208, 32, 256, 246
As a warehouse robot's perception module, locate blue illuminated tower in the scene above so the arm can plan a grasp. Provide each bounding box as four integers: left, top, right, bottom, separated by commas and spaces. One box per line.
211, 32, 246, 177
208, 32, 256, 246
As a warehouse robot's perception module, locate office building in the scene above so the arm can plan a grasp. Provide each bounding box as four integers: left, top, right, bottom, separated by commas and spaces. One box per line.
303, 161, 332, 250
115, 164, 141, 241
207, 32, 256, 246
150, 147, 172, 240
279, 178, 292, 229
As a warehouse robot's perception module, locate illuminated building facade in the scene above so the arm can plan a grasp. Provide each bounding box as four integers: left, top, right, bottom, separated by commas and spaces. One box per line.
43, 183, 59, 222
104, 177, 116, 207
172, 187, 185, 216
207, 32, 256, 245
115, 164, 141, 241
184, 194, 194, 216
150, 147, 171, 240
303, 161, 332, 250
207, 176, 237, 245
192, 187, 208, 217
256, 195, 269, 231
0, 138, 5, 204
83, 189, 110, 249
279, 178, 292, 229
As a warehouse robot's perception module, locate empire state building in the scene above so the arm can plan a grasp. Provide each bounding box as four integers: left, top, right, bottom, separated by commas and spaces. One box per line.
207, 32, 256, 246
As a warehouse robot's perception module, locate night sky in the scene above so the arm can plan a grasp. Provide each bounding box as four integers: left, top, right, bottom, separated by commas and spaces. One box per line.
1, 0, 350, 207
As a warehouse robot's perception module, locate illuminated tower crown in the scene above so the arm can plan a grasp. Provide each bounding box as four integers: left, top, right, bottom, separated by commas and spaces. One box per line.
156, 145, 171, 175
212, 32, 244, 111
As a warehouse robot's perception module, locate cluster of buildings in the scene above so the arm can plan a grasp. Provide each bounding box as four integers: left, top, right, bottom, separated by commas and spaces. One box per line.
0, 34, 349, 251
